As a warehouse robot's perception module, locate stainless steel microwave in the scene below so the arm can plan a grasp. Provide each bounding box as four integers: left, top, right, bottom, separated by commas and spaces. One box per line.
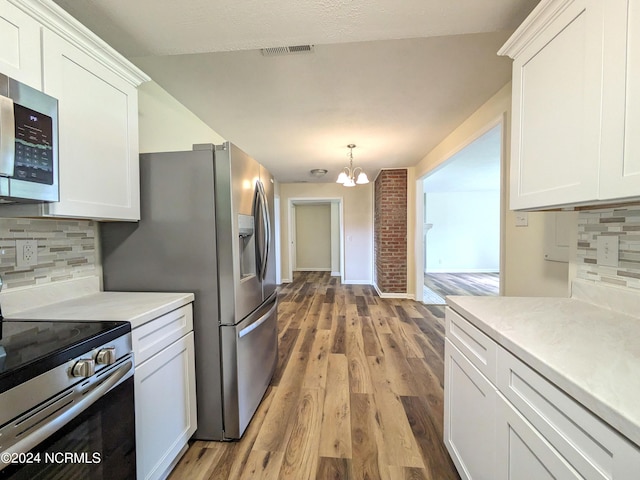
0, 73, 58, 203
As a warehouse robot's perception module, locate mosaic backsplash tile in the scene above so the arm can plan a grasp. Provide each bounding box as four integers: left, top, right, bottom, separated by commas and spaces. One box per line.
577, 206, 640, 291
0, 218, 98, 290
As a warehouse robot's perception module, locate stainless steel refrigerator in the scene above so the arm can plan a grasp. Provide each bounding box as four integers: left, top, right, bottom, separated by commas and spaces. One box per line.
100, 142, 278, 440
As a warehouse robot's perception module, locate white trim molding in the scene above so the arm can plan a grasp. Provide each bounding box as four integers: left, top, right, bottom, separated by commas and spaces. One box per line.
498, 0, 573, 59
343, 280, 373, 286
373, 282, 412, 299
9, 0, 150, 86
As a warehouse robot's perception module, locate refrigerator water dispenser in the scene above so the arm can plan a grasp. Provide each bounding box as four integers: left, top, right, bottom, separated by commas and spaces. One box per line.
238, 214, 256, 279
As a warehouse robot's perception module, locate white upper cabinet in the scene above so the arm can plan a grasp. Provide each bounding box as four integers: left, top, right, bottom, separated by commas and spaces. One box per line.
0, 0, 149, 221
42, 29, 141, 220
600, 0, 640, 199
0, 0, 41, 88
501, 0, 640, 210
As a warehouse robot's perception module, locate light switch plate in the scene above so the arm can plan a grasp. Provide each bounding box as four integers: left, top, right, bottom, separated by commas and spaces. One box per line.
515, 212, 528, 227
596, 236, 619, 267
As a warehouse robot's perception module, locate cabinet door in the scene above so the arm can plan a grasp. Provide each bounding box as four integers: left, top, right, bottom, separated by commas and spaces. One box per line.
496, 394, 581, 479
42, 29, 140, 220
444, 338, 496, 480
600, 0, 640, 199
135, 331, 197, 480
0, 0, 41, 88
509, 0, 604, 210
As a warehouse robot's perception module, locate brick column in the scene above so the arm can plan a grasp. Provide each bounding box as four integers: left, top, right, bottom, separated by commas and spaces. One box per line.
374, 169, 407, 294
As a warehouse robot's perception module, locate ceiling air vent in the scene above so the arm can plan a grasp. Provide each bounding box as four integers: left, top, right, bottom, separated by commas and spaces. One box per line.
261, 45, 315, 56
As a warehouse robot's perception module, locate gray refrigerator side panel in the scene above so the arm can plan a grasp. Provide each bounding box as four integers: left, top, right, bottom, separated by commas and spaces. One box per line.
260, 164, 277, 299
101, 150, 225, 440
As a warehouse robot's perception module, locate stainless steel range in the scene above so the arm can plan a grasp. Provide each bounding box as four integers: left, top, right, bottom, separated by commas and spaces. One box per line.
0, 319, 135, 479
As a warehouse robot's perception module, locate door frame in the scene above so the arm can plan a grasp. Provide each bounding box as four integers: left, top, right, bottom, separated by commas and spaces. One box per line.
287, 197, 344, 283
414, 113, 507, 301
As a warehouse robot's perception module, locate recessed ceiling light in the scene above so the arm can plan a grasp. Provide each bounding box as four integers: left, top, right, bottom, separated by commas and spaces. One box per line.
310, 169, 328, 178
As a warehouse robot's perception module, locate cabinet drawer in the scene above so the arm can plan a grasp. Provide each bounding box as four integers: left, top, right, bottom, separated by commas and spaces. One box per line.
446, 307, 497, 383
497, 347, 640, 479
132, 304, 193, 365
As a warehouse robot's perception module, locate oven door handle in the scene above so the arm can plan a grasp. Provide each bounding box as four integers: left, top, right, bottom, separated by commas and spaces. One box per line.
0, 359, 133, 470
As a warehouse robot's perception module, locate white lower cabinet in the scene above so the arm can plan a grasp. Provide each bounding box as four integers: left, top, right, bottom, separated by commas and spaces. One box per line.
444, 307, 640, 480
496, 394, 581, 479
444, 338, 497, 480
133, 305, 197, 480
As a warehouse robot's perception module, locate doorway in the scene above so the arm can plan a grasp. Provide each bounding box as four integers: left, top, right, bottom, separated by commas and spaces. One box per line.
287, 198, 344, 283
421, 123, 503, 303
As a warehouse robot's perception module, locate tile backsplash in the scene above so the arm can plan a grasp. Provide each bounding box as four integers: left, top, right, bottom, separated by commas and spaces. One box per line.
577, 206, 640, 291
0, 218, 98, 289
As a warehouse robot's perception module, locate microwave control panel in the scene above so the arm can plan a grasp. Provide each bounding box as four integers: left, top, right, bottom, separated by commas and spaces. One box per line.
13, 103, 54, 185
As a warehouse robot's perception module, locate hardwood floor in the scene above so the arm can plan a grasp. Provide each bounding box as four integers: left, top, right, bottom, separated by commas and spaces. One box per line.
169, 272, 459, 480
424, 272, 499, 298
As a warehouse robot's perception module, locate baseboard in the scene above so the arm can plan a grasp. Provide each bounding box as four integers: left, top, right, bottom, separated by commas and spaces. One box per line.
425, 269, 499, 274
293, 268, 331, 272
342, 279, 373, 285
373, 282, 411, 299
281, 278, 292, 283
331, 271, 341, 277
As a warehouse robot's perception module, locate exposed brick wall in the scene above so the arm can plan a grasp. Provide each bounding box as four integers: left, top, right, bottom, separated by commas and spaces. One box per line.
374, 169, 407, 293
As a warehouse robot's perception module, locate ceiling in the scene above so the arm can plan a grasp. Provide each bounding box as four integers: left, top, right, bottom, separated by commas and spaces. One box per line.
53, 0, 540, 184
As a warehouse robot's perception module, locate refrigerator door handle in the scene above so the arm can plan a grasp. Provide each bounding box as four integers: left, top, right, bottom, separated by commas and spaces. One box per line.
258, 181, 270, 280
252, 183, 265, 279
237, 300, 277, 338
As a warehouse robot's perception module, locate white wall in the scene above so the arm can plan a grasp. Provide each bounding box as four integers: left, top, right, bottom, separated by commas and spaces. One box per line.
425, 191, 500, 272
295, 204, 331, 270
279, 183, 373, 284
138, 81, 225, 153
414, 83, 571, 298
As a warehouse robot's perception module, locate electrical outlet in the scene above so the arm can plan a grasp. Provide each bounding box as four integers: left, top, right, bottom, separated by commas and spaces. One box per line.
16, 240, 38, 268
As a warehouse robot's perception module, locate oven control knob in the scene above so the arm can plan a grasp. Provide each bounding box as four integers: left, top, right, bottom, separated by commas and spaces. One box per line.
71, 359, 95, 378
96, 347, 116, 365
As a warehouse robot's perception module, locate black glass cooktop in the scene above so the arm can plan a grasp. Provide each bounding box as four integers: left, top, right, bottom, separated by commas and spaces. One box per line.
0, 320, 130, 394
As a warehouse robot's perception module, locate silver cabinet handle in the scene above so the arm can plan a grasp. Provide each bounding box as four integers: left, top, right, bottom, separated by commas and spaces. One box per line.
0, 95, 15, 177
238, 301, 277, 338
0, 360, 133, 471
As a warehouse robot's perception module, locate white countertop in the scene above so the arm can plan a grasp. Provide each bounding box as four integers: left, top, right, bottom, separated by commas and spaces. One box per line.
446, 295, 640, 448
8, 291, 194, 330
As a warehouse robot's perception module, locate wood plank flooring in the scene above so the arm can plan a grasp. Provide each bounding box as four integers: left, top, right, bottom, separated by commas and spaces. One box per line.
424, 272, 499, 298
168, 271, 459, 480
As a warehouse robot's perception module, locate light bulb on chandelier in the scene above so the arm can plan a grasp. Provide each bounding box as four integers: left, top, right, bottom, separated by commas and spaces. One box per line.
336, 144, 369, 187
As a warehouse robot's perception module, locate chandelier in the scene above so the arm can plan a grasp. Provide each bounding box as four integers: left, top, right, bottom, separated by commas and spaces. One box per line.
336, 144, 369, 187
